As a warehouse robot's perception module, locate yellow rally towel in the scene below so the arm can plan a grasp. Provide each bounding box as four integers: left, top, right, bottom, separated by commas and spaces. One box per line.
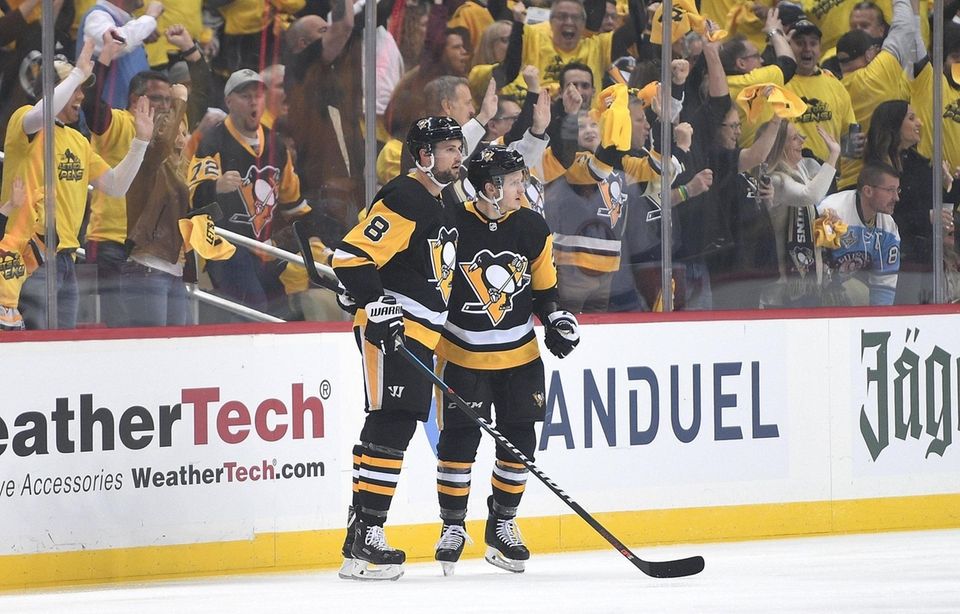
814, 209, 848, 248
650, 0, 727, 45
178, 214, 236, 260
597, 83, 632, 151
736, 83, 807, 121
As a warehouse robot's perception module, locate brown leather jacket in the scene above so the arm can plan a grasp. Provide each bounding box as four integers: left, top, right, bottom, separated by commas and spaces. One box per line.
126, 98, 190, 265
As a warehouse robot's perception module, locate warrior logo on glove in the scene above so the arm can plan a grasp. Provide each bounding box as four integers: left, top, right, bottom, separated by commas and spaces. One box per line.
427, 226, 459, 303
461, 249, 530, 325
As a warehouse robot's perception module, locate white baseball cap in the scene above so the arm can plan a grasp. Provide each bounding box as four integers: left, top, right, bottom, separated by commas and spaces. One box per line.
224, 68, 264, 97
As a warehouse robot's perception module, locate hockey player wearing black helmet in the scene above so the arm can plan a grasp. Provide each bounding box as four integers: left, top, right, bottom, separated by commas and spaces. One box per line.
432, 144, 579, 576
331, 116, 463, 581
406, 115, 467, 189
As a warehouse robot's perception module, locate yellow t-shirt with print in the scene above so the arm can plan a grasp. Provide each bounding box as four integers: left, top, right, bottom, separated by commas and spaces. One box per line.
804, 0, 929, 53
785, 70, 856, 163
88, 109, 137, 244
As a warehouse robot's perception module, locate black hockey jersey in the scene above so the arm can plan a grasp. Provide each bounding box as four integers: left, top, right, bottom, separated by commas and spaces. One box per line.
436, 200, 558, 370
333, 174, 458, 350
187, 118, 304, 242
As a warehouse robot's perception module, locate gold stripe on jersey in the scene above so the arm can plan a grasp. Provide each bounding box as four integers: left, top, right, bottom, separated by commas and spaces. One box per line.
530, 234, 557, 291
355, 308, 443, 351
337, 200, 416, 268
360, 332, 384, 410
435, 335, 540, 371
553, 232, 622, 273
435, 357, 449, 428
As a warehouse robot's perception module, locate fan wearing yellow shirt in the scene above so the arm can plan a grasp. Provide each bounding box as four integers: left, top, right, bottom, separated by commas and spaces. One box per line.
836, 0, 915, 188
783, 19, 857, 168
720, 6, 797, 146
912, 23, 960, 171
521, 0, 643, 94
5, 42, 155, 330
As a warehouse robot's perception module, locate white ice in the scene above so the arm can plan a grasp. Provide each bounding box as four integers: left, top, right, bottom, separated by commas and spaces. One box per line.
3, 529, 959, 613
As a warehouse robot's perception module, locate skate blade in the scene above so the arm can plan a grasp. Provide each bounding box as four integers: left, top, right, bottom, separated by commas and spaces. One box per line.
484, 546, 525, 573
440, 561, 457, 576
338, 558, 356, 580
351, 559, 404, 581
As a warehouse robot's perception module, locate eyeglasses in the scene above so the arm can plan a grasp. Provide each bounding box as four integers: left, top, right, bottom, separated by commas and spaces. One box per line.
740, 52, 762, 61
720, 122, 742, 130
869, 184, 901, 195
493, 115, 520, 122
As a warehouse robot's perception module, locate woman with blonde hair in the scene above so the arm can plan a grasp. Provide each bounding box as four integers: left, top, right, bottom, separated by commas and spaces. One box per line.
761, 120, 840, 307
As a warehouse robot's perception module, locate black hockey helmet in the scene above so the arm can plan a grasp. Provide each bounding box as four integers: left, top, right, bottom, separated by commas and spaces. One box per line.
467, 145, 527, 195
406, 116, 465, 162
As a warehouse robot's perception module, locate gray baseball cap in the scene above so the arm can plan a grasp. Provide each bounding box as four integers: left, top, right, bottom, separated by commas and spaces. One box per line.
224, 68, 264, 97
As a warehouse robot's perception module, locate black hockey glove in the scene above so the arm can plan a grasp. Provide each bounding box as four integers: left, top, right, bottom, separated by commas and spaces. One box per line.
364, 295, 404, 354
544, 310, 580, 359
336, 284, 358, 315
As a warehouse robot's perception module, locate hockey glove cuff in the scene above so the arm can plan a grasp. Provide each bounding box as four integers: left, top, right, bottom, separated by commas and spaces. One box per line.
364, 295, 405, 354
336, 284, 359, 315
544, 310, 580, 359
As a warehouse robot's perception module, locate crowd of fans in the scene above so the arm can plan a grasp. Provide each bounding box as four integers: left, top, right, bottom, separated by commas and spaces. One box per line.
0, 0, 958, 330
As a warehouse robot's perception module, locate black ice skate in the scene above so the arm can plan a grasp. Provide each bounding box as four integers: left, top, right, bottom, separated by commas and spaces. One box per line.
434, 522, 472, 576
484, 497, 529, 573
337, 505, 356, 580
349, 517, 406, 581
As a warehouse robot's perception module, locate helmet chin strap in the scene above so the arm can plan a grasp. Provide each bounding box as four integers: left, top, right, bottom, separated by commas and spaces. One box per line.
478, 185, 505, 218
416, 152, 452, 189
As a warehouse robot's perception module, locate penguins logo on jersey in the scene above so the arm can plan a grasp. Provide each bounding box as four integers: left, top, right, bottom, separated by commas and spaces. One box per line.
427, 226, 459, 303
461, 249, 530, 325
597, 171, 627, 227
232, 165, 281, 238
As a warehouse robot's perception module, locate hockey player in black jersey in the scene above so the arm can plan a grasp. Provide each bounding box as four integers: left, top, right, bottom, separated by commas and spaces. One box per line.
331, 116, 464, 581
433, 145, 580, 575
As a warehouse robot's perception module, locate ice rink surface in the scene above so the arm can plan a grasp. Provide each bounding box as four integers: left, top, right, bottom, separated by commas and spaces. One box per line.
4, 529, 959, 613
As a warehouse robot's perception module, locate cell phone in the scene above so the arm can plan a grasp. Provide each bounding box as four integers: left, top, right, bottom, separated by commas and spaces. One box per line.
758, 162, 771, 187
111, 31, 126, 44
842, 123, 861, 158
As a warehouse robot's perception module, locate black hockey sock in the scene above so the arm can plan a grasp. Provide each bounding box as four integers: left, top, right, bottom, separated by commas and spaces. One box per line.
437, 460, 473, 522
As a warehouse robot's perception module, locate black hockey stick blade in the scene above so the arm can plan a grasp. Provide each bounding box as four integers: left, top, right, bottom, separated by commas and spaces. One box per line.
396, 344, 705, 579
186, 201, 224, 221
291, 221, 341, 293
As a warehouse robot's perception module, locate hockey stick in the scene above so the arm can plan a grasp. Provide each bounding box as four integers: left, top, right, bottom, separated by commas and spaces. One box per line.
291, 222, 705, 579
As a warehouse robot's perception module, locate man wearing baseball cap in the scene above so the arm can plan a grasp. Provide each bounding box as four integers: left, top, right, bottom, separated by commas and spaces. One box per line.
784, 18, 858, 166
185, 67, 310, 318
837, 0, 916, 189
